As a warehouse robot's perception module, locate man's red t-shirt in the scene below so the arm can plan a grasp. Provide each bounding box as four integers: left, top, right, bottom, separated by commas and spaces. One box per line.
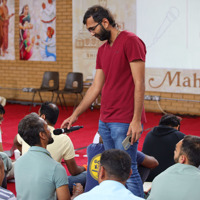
96, 31, 147, 124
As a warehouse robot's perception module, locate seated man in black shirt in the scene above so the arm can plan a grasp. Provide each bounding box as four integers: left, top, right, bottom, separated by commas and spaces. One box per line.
142, 114, 185, 181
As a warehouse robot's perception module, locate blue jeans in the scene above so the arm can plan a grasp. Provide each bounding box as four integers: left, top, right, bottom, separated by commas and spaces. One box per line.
68, 171, 87, 194
98, 120, 144, 198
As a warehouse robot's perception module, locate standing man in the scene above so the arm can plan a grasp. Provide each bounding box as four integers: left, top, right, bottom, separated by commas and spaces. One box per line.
62, 5, 146, 197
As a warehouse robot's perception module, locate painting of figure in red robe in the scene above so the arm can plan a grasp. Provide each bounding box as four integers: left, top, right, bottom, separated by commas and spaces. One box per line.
0, 0, 15, 60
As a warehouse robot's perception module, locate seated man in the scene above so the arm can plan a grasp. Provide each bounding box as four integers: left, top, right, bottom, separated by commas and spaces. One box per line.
13, 102, 86, 192
0, 104, 5, 152
0, 155, 16, 200
0, 96, 6, 107
137, 151, 159, 183
142, 114, 185, 181
85, 133, 158, 192
75, 149, 144, 200
84, 134, 105, 192
0, 152, 12, 189
15, 112, 81, 200
147, 135, 200, 200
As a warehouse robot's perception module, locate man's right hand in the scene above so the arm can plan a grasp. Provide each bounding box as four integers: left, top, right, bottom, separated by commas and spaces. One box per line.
61, 115, 78, 129
72, 183, 83, 199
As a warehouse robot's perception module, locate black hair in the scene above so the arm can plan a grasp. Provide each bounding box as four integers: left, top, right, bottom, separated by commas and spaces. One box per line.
159, 114, 180, 127
0, 105, 5, 115
83, 5, 116, 27
40, 102, 59, 126
20, 4, 29, 15
18, 113, 45, 146
100, 149, 131, 182
180, 135, 200, 167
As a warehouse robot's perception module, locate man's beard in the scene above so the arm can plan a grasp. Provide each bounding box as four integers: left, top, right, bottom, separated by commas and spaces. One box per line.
95, 25, 111, 41
174, 155, 180, 163
48, 136, 54, 145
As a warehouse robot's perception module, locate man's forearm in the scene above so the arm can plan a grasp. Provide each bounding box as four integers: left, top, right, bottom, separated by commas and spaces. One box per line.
130, 60, 145, 122
61, 69, 104, 128
72, 84, 101, 118
65, 158, 86, 176
132, 82, 145, 122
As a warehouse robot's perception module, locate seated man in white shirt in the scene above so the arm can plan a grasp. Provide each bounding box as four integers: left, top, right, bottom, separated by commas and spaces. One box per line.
13, 102, 86, 193
75, 149, 144, 200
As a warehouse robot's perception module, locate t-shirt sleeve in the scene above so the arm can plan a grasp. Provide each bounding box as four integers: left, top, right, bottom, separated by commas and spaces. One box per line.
96, 47, 103, 69
62, 136, 75, 160
17, 133, 30, 155
53, 164, 69, 189
124, 35, 146, 62
136, 151, 145, 165
17, 134, 23, 144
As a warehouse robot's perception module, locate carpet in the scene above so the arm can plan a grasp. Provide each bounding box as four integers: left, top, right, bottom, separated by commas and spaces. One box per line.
2, 103, 200, 195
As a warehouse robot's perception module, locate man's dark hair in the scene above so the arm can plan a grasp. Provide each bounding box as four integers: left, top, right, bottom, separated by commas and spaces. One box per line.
18, 113, 45, 146
83, 5, 116, 27
180, 135, 200, 167
0, 105, 5, 115
159, 114, 180, 127
40, 102, 59, 126
100, 149, 131, 182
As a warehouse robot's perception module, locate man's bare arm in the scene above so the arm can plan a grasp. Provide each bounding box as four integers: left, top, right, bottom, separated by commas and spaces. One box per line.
61, 69, 105, 129
56, 185, 71, 200
127, 60, 145, 144
141, 154, 159, 169
64, 158, 85, 176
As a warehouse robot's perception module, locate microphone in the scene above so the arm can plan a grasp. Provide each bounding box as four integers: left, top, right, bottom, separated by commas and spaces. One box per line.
148, 7, 179, 47
53, 126, 83, 135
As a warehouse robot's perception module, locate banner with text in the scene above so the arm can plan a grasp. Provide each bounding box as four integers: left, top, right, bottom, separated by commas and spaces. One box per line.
146, 69, 200, 94
73, 0, 200, 94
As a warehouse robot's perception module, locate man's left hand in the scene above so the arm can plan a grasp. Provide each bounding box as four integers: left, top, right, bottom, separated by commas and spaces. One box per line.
127, 120, 142, 145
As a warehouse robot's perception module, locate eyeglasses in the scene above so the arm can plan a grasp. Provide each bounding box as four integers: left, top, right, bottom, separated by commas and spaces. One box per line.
88, 21, 101, 32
